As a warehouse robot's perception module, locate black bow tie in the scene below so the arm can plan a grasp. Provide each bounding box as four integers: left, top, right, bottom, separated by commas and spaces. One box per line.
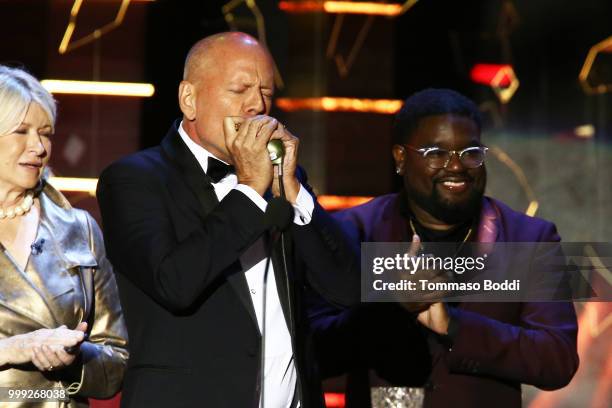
207, 156, 235, 183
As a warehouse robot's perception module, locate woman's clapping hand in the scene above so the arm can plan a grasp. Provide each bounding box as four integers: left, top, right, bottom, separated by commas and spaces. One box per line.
0, 322, 87, 371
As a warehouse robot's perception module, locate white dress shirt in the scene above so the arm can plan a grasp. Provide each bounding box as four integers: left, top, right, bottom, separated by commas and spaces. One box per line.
178, 122, 313, 407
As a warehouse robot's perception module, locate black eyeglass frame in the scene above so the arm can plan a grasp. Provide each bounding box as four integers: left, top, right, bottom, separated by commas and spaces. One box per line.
402, 144, 489, 169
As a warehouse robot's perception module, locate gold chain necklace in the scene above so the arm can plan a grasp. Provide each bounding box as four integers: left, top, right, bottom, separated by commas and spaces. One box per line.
409, 218, 473, 245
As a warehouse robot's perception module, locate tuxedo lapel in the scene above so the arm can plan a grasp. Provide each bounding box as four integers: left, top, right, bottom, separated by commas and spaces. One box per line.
226, 260, 260, 333
161, 121, 219, 219
160, 121, 260, 330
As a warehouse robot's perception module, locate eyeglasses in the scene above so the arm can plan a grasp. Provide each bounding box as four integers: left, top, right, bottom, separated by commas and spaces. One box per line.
403, 145, 488, 169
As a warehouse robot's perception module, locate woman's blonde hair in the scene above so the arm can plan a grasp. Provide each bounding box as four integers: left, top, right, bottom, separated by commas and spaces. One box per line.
0, 65, 57, 136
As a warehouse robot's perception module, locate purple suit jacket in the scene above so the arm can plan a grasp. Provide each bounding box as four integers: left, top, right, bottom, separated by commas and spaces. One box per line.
310, 193, 579, 408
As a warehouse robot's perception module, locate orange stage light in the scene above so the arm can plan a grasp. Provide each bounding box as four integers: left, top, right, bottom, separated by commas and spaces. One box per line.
41, 80, 155, 97
318, 195, 373, 211
278, 0, 323, 13
48, 177, 98, 196
279, 1, 405, 16
324, 392, 346, 408
275, 97, 403, 114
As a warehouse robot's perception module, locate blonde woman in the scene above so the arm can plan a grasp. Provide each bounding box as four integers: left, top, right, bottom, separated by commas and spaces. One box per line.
0, 65, 128, 407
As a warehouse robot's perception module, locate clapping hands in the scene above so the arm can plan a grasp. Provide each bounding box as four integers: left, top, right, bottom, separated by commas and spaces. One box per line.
1, 322, 87, 371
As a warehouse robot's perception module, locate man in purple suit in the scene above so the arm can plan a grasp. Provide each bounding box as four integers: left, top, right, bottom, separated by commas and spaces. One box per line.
310, 89, 579, 407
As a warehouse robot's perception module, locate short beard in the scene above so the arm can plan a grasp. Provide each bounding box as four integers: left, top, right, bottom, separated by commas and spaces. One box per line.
406, 176, 486, 225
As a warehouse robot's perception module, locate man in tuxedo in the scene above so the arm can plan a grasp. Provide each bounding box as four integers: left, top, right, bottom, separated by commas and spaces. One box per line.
97, 32, 358, 408
310, 88, 579, 407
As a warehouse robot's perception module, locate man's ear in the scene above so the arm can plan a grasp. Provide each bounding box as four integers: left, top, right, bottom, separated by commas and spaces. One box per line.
392, 144, 406, 175
178, 81, 196, 120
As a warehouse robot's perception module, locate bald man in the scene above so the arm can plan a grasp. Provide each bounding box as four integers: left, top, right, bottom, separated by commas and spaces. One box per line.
96, 32, 358, 407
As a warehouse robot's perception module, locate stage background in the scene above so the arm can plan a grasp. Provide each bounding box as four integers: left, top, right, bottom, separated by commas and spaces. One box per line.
1, 1, 610, 407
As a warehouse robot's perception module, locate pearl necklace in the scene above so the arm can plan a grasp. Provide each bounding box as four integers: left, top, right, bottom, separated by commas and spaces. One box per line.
0, 191, 35, 219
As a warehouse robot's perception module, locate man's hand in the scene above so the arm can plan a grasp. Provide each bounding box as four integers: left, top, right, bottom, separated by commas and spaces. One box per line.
270, 125, 300, 203
400, 234, 432, 313
0, 322, 88, 370
398, 235, 450, 334
417, 302, 450, 335
224, 115, 279, 196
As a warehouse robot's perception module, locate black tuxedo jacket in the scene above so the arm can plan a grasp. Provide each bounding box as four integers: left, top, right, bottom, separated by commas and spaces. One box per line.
96, 122, 359, 408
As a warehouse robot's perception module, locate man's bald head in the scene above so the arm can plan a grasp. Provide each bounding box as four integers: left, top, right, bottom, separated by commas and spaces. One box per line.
183, 32, 271, 82
178, 31, 276, 163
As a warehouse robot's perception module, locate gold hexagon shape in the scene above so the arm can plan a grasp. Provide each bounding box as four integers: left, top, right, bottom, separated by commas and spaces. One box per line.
579, 36, 612, 95
59, 0, 132, 54
491, 65, 519, 104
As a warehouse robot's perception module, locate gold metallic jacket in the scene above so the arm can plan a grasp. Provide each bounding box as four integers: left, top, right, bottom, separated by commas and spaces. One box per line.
0, 182, 128, 407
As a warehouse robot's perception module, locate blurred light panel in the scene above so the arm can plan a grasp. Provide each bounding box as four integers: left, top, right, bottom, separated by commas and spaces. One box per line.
279, 1, 405, 16
324, 392, 346, 408
41, 80, 155, 97
276, 97, 403, 114
318, 195, 373, 211
470, 64, 513, 87
48, 177, 98, 196
575, 124, 596, 138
